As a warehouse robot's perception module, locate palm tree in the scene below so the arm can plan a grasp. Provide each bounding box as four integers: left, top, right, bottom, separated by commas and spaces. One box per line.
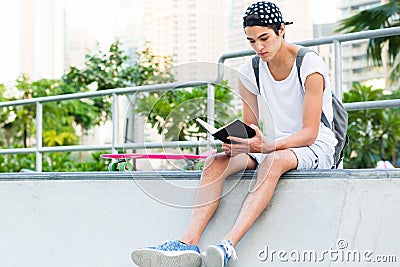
336, 0, 400, 86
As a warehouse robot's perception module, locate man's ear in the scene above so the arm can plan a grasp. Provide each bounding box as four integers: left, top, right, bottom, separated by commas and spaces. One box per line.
279, 24, 285, 37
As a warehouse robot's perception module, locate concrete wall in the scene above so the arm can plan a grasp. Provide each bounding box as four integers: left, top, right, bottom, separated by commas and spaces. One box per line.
0, 170, 399, 266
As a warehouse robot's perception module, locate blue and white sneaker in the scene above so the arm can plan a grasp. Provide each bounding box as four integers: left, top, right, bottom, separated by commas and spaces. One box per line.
204, 240, 238, 267
131, 240, 202, 267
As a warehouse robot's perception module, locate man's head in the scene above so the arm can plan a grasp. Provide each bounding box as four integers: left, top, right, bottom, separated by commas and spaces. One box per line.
242, 2, 292, 61
243, 1, 292, 36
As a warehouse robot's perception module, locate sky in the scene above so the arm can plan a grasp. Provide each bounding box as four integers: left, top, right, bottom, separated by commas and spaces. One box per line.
0, 0, 339, 83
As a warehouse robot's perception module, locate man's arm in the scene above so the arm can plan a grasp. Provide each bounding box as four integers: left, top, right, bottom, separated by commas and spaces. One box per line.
275, 72, 324, 150
238, 79, 259, 126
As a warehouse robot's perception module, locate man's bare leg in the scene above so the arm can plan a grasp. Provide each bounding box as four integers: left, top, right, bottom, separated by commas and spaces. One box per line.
223, 150, 298, 246
180, 153, 257, 245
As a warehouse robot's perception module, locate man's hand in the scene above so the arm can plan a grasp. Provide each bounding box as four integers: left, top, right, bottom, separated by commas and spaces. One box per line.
221, 124, 275, 156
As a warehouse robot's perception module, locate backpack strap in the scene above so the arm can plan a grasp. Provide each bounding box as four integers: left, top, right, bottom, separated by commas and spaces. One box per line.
296, 47, 332, 130
295, 47, 313, 89
252, 56, 260, 92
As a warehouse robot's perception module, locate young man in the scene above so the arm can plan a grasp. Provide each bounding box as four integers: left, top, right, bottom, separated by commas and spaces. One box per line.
131, 1, 337, 267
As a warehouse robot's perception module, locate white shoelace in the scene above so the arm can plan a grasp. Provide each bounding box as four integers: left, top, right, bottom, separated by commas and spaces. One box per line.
220, 240, 238, 261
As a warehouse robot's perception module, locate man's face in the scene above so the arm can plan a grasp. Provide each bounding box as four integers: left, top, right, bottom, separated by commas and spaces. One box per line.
244, 25, 284, 62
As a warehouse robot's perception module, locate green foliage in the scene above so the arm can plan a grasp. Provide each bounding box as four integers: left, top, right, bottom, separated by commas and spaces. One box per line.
343, 82, 400, 168
42, 151, 109, 172
0, 39, 176, 172
1, 75, 89, 148
128, 44, 175, 86
336, 0, 400, 83
63, 40, 175, 126
0, 84, 12, 147
135, 80, 236, 141
0, 151, 37, 172
43, 131, 77, 146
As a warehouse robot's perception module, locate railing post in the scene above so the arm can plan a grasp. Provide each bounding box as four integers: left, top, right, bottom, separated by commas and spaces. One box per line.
207, 83, 215, 148
36, 102, 43, 172
334, 40, 343, 100
112, 93, 119, 154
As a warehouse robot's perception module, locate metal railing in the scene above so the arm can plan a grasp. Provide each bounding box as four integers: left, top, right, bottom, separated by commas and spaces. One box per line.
1, 27, 400, 171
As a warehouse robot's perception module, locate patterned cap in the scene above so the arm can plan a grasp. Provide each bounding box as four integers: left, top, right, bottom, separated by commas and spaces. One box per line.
243, 1, 293, 28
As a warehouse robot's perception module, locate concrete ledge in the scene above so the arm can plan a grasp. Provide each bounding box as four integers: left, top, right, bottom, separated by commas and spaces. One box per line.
0, 170, 399, 266
1, 168, 400, 180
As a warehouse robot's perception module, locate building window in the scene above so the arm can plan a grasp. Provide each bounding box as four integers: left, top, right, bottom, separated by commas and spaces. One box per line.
352, 68, 366, 75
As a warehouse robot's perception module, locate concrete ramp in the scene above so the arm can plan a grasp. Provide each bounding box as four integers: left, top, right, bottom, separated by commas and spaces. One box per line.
0, 170, 399, 266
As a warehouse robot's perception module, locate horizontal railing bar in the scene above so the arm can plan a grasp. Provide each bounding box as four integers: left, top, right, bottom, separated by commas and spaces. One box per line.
344, 99, 400, 111
296, 26, 400, 47
0, 148, 37, 155
218, 27, 400, 63
0, 81, 211, 108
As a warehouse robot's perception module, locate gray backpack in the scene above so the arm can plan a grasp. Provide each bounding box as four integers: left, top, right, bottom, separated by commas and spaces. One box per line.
252, 47, 349, 168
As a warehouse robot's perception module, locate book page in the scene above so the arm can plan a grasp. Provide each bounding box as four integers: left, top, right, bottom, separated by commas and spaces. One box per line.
196, 118, 217, 134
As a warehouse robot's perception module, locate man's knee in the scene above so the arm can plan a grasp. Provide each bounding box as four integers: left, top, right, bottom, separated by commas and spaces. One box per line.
260, 150, 297, 172
204, 153, 229, 169
200, 153, 230, 183
201, 153, 252, 182
261, 151, 282, 165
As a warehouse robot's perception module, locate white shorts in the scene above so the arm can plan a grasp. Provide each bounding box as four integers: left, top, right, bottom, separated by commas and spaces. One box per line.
248, 140, 334, 170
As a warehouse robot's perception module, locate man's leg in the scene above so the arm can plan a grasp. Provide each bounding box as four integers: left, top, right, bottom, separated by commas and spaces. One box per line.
180, 152, 257, 245
131, 153, 257, 267
223, 149, 297, 246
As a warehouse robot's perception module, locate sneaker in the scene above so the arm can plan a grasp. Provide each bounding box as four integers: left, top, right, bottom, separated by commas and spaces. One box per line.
204, 240, 238, 267
131, 240, 202, 267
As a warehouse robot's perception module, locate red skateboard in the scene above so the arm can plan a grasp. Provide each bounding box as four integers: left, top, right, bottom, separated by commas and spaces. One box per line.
101, 150, 216, 171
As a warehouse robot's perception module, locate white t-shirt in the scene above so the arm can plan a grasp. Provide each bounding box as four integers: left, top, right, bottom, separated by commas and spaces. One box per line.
238, 48, 338, 152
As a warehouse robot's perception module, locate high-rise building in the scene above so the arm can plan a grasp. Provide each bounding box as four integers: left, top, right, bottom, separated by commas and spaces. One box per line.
21, 0, 65, 80
144, 0, 229, 63
0, 2, 21, 82
64, 0, 121, 71
113, 0, 145, 63
339, 0, 386, 91
142, 0, 230, 82
64, 27, 96, 69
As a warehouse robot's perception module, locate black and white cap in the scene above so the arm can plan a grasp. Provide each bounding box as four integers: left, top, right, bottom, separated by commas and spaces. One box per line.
243, 1, 293, 28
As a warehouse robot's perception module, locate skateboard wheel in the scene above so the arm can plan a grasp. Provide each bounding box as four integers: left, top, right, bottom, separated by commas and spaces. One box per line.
108, 162, 119, 171
119, 162, 133, 171
197, 161, 205, 170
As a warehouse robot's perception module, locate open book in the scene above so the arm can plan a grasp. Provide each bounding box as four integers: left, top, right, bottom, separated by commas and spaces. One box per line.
196, 118, 256, 144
